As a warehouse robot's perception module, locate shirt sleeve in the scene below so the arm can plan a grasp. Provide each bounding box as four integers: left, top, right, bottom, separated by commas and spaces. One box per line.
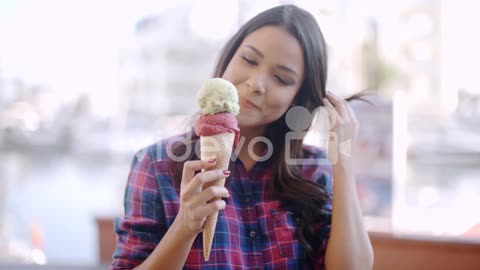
311, 169, 333, 270
110, 146, 167, 269
309, 149, 333, 270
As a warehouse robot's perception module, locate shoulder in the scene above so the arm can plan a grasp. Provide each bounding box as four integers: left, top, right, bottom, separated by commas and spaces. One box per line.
300, 144, 331, 174
299, 144, 332, 187
301, 144, 328, 159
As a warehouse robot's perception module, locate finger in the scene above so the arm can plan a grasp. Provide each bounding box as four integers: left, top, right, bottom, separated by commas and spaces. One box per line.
323, 98, 340, 128
344, 101, 359, 126
326, 91, 349, 119
197, 200, 227, 220
182, 159, 217, 185
188, 169, 230, 194
190, 186, 230, 207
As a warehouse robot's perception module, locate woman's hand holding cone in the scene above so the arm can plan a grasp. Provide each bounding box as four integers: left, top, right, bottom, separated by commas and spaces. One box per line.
176, 159, 230, 238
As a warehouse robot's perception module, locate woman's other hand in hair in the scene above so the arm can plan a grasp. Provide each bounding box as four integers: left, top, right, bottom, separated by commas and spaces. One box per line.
322, 91, 359, 168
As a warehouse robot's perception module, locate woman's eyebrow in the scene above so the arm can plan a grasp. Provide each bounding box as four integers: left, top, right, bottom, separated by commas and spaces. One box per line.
245, 45, 264, 58
245, 44, 299, 77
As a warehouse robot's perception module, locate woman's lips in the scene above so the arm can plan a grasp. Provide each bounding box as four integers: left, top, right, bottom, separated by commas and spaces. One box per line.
241, 99, 261, 111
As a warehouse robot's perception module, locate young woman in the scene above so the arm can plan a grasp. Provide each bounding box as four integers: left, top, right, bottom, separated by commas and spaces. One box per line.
111, 4, 373, 270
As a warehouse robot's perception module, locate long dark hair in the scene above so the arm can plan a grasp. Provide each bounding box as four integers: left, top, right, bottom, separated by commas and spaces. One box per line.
170, 4, 365, 259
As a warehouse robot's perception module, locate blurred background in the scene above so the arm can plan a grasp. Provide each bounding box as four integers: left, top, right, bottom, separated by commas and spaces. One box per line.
0, 0, 479, 268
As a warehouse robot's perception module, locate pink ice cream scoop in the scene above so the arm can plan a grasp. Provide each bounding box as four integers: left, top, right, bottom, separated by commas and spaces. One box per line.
194, 112, 240, 146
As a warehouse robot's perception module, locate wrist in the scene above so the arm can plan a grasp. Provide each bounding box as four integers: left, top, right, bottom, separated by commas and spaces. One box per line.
172, 216, 199, 242
332, 159, 354, 175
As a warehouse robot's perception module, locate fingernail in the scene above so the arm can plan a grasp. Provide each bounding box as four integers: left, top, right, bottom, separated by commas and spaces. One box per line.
223, 170, 230, 176
208, 158, 216, 163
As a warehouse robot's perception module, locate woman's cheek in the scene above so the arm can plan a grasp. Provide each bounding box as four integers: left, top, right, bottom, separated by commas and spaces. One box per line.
267, 97, 291, 113
223, 57, 245, 79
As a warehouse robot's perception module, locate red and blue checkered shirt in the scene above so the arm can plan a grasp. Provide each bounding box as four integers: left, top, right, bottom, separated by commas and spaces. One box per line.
111, 136, 333, 269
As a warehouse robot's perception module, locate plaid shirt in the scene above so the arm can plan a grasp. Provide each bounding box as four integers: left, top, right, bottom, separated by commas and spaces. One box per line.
111, 135, 333, 270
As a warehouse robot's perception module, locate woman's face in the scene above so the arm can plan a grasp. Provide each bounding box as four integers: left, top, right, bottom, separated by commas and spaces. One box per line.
222, 26, 305, 130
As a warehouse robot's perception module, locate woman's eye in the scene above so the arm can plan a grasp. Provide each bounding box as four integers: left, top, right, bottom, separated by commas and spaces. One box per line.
275, 75, 293, 86
242, 56, 257, 65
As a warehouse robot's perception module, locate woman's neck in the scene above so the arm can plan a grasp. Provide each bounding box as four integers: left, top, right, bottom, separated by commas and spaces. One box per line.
237, 126, 266, 171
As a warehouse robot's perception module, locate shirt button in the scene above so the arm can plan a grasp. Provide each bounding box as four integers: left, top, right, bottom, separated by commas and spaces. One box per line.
249, 230, 256, 238
244, 197, 251, 203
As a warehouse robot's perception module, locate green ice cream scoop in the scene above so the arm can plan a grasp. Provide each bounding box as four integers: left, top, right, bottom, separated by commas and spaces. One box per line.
197, 78, 240, 115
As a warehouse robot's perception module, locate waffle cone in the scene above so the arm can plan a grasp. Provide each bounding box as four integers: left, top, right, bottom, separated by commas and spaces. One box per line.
200, 132, 235, 261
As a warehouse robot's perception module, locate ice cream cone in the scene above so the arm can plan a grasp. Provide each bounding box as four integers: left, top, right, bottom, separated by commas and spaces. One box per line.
194, 77, 239, 261
200, 132, 235, 261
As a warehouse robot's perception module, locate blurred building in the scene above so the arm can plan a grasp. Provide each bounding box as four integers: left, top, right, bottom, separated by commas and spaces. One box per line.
118, 5, 225, 118
0, 69, 4, 107
398, 0, 441, 113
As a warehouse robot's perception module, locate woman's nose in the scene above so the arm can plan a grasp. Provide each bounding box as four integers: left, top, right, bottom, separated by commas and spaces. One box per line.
247, 74, 267, 96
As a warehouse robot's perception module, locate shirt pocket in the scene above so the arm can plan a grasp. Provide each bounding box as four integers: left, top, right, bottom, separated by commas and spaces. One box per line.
267, 208, 305, 259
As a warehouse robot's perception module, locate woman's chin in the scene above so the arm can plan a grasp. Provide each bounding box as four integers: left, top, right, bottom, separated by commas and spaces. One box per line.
237, 114, 256, 127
